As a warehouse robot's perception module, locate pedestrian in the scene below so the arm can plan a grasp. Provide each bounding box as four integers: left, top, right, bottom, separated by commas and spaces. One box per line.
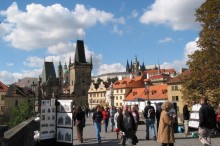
102, 106, 110, 133
131, 105, 140, 133
114, 107, 122, 141
110, 106, 117, 132
144, 100, 157, 140
156, 103, 162, 133
74, 106, 86, 143
216, 103, 220, 132
198, 97, 216, 146
157, 101, 176, 146
117, 105, 137, 146
183, 101, 190, 137
92, 105, 103, 143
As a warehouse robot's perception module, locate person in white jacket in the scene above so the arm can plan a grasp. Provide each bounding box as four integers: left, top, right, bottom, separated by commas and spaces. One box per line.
114, 107, 122, 141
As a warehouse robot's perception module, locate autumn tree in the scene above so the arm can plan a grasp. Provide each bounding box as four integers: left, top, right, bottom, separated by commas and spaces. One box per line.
181, 0, 220, 108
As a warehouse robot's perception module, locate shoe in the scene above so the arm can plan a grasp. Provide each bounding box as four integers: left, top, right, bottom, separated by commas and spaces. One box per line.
146, 137, 149, 140
153, 136, 157, 141
98, 140, 102, 143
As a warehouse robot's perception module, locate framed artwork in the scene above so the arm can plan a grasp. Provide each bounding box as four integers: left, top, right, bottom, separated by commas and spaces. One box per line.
57, 113, 72, 127
58, 100, 72, 113
57, 128, 72, 143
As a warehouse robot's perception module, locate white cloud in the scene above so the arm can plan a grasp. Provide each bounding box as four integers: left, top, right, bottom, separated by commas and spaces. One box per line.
23, 56, 44, 67
0, 69, 42, 84
112, 25, 123, 35
131, 9, 138, 18
183, 37, 200, 61
98, 63, 125, 75
140, 0, 205, 30
48, 42, 75, 55
6, 62, 14, 66
158, 37, 173, 43
0, 2, 116, 50
160, 37, 201, 72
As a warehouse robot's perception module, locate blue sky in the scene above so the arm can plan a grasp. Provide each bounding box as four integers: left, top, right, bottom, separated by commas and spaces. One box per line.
0, 0, 204, 84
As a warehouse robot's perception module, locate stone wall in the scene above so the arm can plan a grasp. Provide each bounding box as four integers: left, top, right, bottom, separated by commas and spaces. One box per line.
0, 117, 37, 146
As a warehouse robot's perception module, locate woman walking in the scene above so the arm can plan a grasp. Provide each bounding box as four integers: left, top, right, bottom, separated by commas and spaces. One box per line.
74, 106, 86, 143
92, 105, 103, 143
157, 101, 176, 146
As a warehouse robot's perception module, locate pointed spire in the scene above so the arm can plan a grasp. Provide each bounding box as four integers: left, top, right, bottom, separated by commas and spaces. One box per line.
69, 56, 71, 65
158, 60, 161, 74
126, 60, 130, 73
90, 55, 93, 65
74, 40, 86, 63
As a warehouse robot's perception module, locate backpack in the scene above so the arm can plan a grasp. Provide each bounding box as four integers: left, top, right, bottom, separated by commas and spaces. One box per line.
147, 107, 155, 118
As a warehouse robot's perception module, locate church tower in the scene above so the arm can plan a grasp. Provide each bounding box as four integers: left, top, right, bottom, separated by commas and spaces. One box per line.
69, 40, 93, 105
58, 61, 63, 86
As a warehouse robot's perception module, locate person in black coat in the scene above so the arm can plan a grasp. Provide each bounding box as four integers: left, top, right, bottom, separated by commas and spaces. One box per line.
74, 106, 86, 143
183, 101, 190, 136
117, 105, 137, 146
155, 103, 162, 133
198, 97, 216, 146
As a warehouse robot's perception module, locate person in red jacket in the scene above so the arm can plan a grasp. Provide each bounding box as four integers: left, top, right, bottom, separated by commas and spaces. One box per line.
102, 106, 110, 133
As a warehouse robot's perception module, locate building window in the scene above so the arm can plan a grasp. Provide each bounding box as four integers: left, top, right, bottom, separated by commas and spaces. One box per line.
116, 90, 118, 93
1, 106, 4, 111
0, 96, 4, 100
15, 100, 18, 107
120, 89, 123, 93
116, 103, 118, 106
116, 96, 118, 100
171, 85, 178, 91
120, 96, 122, 100
172, 96, 179, 101
120, 103, 122, 106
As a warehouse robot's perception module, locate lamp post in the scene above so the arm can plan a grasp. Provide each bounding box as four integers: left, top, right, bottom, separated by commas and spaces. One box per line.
90, 98, 92, 109
31, 81, 36, 115
144, 81, 150, 101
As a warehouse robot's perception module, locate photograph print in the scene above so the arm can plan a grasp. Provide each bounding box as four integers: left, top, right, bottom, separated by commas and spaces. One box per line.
57, 113, 72, 127
57, 128, 72, 143
58, 100, 72, 112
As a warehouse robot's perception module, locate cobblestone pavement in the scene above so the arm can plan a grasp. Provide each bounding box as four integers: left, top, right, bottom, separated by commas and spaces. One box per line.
73, 117, 220, 146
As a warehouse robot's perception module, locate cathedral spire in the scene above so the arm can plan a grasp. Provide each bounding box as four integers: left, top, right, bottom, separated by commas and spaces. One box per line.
126, 60, 130, 73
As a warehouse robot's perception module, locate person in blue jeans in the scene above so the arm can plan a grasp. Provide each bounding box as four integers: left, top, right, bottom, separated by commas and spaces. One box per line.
144, 101, 157, 140
92, 105, 103, 143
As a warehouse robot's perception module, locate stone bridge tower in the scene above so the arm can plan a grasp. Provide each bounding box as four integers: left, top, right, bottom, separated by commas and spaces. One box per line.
69, 40, 93, 106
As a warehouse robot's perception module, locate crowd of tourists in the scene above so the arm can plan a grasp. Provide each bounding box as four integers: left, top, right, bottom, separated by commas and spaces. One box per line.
72, 97, 220, 146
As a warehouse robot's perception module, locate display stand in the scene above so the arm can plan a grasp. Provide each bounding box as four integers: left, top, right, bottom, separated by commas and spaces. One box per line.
188, 104, 201, 137
40, 99, 56, 140
188, 104, 201, 129
56, 99, 73, 145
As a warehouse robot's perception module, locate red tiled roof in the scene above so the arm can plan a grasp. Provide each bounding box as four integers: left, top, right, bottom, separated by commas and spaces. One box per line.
0, 81, 8, 92
124, 84, 168, 101
144, 69, 176, 74
149, 74, 169, 79
113, 76, 145, 89
167, 70, 190, 84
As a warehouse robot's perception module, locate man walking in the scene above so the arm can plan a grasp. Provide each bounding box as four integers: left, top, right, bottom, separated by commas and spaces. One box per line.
144, 101, 157, 140
118, 105, 137, 146
199, 97, 216, 146
183, 101, 190, 137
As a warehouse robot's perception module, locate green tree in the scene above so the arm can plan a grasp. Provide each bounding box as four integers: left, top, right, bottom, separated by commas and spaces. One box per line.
7, 100, 34, 127
181, 0, 220, 108
97, 78, 103, 84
